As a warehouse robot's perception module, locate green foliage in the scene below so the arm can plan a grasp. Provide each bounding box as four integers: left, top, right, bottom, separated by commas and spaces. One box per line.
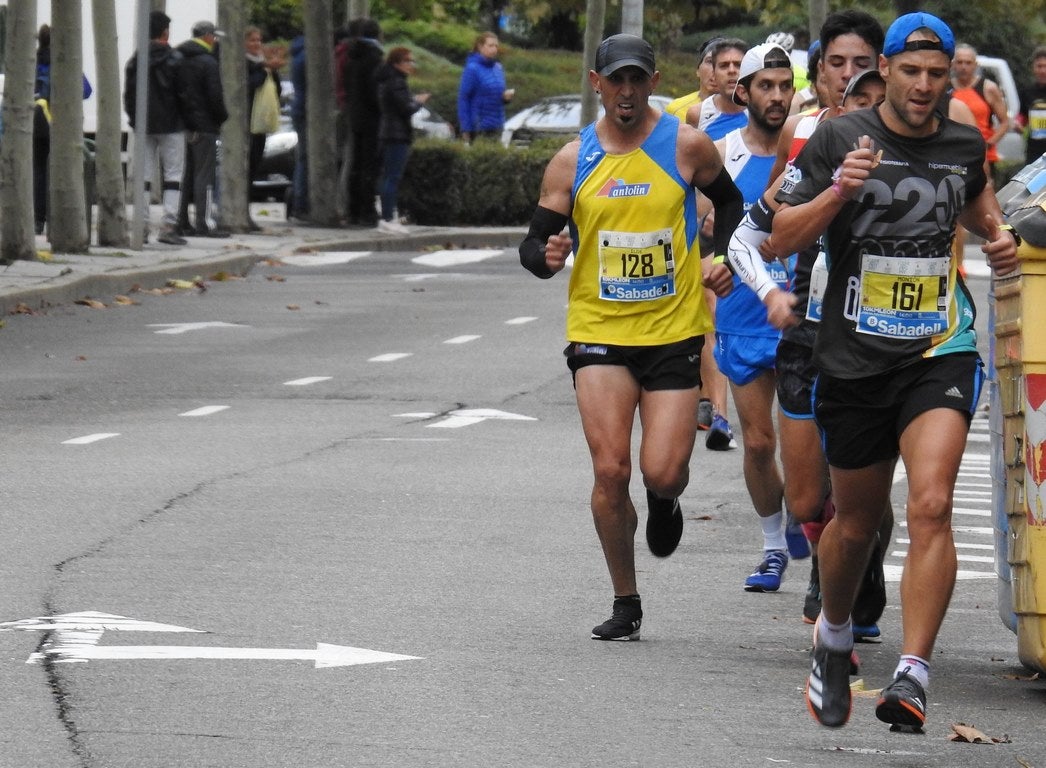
400, 139, 554, 225
246, 0, 304, 39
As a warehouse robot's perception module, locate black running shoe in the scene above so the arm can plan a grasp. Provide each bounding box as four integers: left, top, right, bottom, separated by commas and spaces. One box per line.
806, 637, 853, 727
803, 556, 821, 625
645, 490, 683, 558
591, 596, 642, 641
875, 669, 927, 729
853, 535, 887, 627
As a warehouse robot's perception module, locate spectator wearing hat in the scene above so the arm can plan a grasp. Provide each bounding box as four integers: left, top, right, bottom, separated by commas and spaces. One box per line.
772, 11, 1020, 730
519, 33, 744, 642
176, 20, 229, 237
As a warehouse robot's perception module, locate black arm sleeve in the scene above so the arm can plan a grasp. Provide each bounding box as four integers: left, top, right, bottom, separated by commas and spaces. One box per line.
697, 166, 745, 259
519, 205, 569, 279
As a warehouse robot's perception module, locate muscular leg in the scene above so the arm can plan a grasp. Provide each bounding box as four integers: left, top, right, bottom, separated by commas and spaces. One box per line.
897, 408, 967, 659
779, 412, 829, 523
731, 371, 783, 518
575, 365, 641, 596
637, 385, 701, 497
821, 461, 892, 625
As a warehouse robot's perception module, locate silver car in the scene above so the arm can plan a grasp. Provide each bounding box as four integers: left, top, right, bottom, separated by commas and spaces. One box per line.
501, 94, 673, 148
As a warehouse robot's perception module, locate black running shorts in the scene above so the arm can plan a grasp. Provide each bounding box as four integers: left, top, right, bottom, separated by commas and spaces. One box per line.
775, 339, 817, 420
813, 353, 983, 470
564, 336, 704, 391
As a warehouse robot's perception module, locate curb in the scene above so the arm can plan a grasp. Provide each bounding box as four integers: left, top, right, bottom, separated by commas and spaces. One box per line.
0, 250, 263, 317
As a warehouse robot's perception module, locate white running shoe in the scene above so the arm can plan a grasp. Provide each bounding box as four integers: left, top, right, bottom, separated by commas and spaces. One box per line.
377, 218, 409, 235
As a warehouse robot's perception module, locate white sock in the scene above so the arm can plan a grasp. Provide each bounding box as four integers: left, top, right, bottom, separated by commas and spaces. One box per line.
760, 511, 787, 551
817, 614, 853, 651
894, 655, 930, 689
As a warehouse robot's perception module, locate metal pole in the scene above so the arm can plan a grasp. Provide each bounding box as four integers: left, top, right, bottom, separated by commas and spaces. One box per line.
130, 0, 150, 249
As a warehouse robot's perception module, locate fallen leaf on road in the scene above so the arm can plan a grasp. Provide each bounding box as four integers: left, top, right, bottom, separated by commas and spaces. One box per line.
287, 304, 300, 311
266, 274, 286, 282
36, 249, 52, 261
113, 295, 138, 306
167, 279, 196, 290
75, 355, 87, 361
265, 256, 289, 264
949, 722, 1011, 744
75, 299, 106, 309
10, 303, 35, 315
1001, 671, 1040, 681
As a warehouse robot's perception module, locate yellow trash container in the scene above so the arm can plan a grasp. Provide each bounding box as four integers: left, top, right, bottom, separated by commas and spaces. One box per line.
994, 242, 1046, 674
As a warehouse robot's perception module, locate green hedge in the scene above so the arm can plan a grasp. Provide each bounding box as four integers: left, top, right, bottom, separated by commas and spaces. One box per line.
400, 139, 557, 225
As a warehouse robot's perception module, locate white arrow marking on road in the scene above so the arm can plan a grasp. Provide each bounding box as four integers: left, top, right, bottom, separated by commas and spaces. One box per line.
148, 322, 248, 335
62, 433, 120, 445
179, 405, 230, 417
280, 252, 372, 266
427, 408, 537, 429
412, 249, 502, 267
1, 612, 422, 669
369, 352, 412, 362
32, 642, 422, 669
284, 376, 333, 386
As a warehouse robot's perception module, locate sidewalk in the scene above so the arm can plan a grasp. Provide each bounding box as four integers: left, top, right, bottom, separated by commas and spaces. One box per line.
1, 204, 526, 316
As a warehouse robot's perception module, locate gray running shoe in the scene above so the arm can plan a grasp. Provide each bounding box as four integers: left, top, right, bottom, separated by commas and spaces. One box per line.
875, 669, 927, 730
806, 637, 853, 727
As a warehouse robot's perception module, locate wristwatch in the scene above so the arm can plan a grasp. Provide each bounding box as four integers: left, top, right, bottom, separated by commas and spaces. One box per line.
998, 223, 1023, 247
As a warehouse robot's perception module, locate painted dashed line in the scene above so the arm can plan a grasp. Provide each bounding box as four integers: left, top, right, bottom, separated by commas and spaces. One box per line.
369, 353, 413, 363
62, 433, 120, 445
443, 335, 481, 345
284, 377, 333, 386
505, 317, 537, 325
179, 406, 230, 417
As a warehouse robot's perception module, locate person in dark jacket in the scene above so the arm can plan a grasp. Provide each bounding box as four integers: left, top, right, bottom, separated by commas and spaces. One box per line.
124, 11, 187, 245
456, 32, 513, 143
375, 47, 429, 234
175, 20, 229, 237
344, 18, 384, 226
289, 33, 308, 219
246, 25, 284, 230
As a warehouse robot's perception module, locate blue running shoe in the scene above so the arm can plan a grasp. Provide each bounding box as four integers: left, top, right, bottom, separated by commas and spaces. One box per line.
706, 413, 736, 451
744, 549, 788, 592
786, 512, 811, 559
852, 622, 882, 642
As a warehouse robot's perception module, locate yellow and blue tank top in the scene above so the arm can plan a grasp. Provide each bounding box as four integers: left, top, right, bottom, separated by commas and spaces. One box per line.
567, 112, 712, 345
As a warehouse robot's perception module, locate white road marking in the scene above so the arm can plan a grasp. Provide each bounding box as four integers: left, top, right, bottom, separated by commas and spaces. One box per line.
444, 335, 481, 345
427, 408, 537, 429
148, 322, 247, 335
394, 412, 437, 418
505, 317, 537, 325
31, 642, 422, 669
284, 376, 333, 386
412, 249, 502, 267
884, 563, 992, 581
280, 252, 371, 266
62, 433, 119, 445
180, 406, 230, 417
369, 353, 412, 362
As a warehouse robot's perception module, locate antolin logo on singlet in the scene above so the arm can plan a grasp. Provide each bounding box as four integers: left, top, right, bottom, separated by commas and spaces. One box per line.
596, 178, 652, 199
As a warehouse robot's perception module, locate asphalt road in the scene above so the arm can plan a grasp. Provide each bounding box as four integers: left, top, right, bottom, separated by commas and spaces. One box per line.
0, 246, 1042, 767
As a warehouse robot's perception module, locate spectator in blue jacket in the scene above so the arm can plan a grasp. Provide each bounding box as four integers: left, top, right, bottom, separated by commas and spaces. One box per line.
456, 32, 513, 143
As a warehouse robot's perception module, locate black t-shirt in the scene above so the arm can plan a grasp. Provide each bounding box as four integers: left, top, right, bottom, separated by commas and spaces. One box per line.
1020, 83, 1046, 165
776, 105, 987, 378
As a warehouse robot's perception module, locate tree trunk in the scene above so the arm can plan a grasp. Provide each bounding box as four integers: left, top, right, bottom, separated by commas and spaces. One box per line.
304, 0, 339, 226
219, 0, 250, 232
580, 0, 606, 128
92, 0, 128, 246
0, 0, 37, 263
808, 0, 827, 49
49, 0, 89, 253
347, 0, 369, 19
621, 0, 643, 37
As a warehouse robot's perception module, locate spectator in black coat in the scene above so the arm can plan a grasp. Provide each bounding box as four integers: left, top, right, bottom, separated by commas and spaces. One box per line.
375, 47, 429, 235
176, 20, 229, 237
124, 11, 188, 244
344, 18, 384, 226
